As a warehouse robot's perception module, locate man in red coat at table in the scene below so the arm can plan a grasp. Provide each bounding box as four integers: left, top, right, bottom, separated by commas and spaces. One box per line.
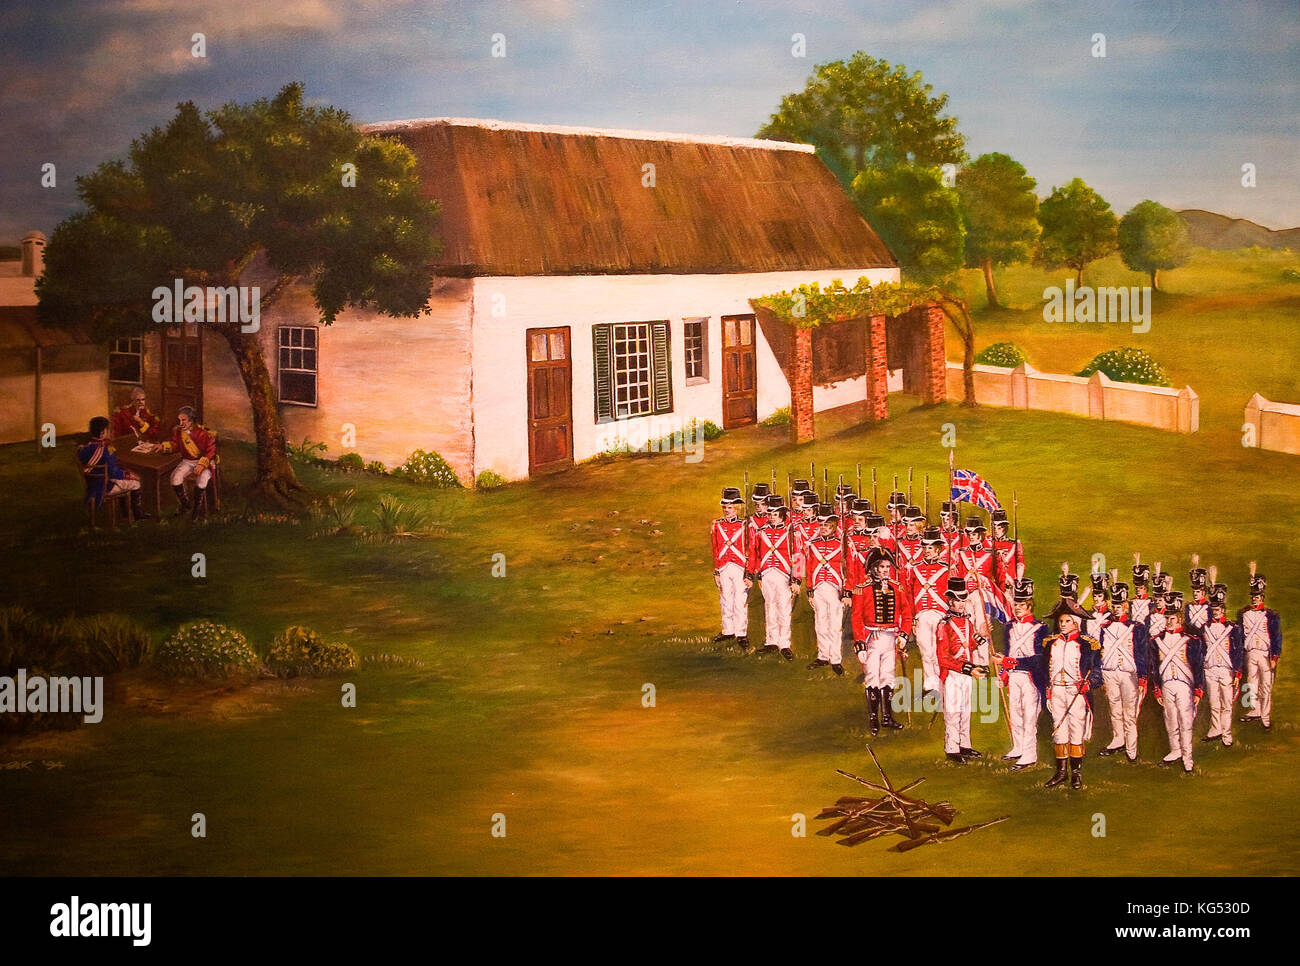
110, 386, 162, 441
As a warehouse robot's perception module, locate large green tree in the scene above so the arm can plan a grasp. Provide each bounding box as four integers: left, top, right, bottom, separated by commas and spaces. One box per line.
37, 84, 441, 503
757, 52, 967, 187
1117, 200, 1191, 291
1034, 178, 1118, 286
852, 163, 965, 284
957, 153, 1039, 308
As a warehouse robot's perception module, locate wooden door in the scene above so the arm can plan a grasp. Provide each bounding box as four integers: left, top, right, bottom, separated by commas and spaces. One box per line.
526, 327, 573, 475
721, 314, 757, 428
161, 323, 203, 429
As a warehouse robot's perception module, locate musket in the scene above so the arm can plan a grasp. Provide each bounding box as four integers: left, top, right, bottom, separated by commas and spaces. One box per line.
872, 468, 878, 509
787, 471, 792, 503
890, 816, 1009, 853
897, 639, 913, 725
908, 466, 914, 504
856, 462, 862, 502
823, 468, 828, 504
865, 749, 916, 839
1012, 489, 1019, 543
924, 474, 929, 518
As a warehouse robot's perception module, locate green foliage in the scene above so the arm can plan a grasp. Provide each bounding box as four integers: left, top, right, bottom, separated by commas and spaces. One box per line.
757, 52, 966, 188
392, 449, 462, 488
853, 163, 965, 283
366, 495, 430, 542
1076, 347, 1170, 387
267, 625, 359, 678
958, 153, 1039, 267
0, 606, 153, 679
760, 407, 792, 427
155, 620, 261, 679
1118, 201, 1191, 284
365, 460, 388, 474
699, 420, 724, 441
287, 437, 328, 462
336, 452, 365, 472
310, 487, 359, 533
751, 276, 949, 329
1279, 267, 1300, 282
974, 342, 1028, 368
476, 469, 507, 489
1034, 178, 1119, 280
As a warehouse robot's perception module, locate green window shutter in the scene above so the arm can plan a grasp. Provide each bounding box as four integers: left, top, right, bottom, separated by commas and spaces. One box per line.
593, 323, 613, 422
651, 320, 672, 414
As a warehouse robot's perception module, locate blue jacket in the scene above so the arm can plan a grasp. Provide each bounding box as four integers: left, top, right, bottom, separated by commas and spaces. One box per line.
1199, 618, 1244, 674
1237, 606, 1282, 658
1147, 629, 1206, 692
1098, 615, 1150, 680
993, 613, 1050, 699
77, 440, 128, 507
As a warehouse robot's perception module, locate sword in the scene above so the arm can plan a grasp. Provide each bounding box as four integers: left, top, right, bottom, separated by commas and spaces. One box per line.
1050, 685, 1088, 734
897, 634, 913, 725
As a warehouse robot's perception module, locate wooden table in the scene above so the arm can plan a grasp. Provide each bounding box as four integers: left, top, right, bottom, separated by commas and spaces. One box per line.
112, 436, 182, 519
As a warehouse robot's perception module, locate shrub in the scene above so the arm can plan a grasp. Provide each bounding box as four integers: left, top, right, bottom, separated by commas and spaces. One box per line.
267, 625, 359, 678
309, 487, 359, 534
760, 407, 792, 427
1076, 347, 1170, 387
476, 469, 507, 489
392, 449, 462, 488
336, 452, 365, 472
155, 620, 261, 679
52, 614, 153, 675
287, 437, 328, 462
365, 460, 387, 475
366, 495, 429, 542
1282, 267, 1300, 282
699, 419, 724, 441
975, 341, 1028, 368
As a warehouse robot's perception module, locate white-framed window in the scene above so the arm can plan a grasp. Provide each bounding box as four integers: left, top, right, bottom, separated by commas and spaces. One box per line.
592, 321, 672, 422
683, 317, 708, 384
108, 337, 143, 384
278, 326, 318, 406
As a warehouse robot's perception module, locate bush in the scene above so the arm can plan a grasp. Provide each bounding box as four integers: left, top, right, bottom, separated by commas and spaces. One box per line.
366, 495, 429, 542
698, 419, 724, 441
760, 407, 792, 427
975, 341, 1028, 368
1282, 267, 1300, 282
392, 449, 462, 488
365, 460, 387, 475
155, 621, 261, 679
1076, 347, 1170, 387
287, 437, 328, 462
267, 625, 359, 678
476, 469, 507, 489
336, 452, 365, 472
308, 488, 359, 534
1, 606, 152, 677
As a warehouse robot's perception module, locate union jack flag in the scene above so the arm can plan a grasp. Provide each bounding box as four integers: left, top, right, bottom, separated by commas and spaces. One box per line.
950, 469, 1002, 513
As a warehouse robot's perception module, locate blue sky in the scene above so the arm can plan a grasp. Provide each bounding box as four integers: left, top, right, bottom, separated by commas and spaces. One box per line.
1, 0, 1297, 243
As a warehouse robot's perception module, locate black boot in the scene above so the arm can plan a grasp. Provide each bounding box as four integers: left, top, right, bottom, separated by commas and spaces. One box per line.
880, 686, 904, 729
712, 633, 735, 643
129, 490, 151, 521
191, 486, 207, 521
1070, 757, 1083, 789
866, 688, 880, 736
1044, 758, 1069, 788
946, 751, 967, 764
172, 483, 191, 516
735, 636, 750, 650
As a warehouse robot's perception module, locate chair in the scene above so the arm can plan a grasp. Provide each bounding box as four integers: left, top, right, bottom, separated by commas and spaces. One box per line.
75, 449, 134, 529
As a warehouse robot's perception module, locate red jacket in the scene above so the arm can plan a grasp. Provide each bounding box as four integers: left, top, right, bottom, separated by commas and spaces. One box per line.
851, 578, 912, 639
747, 524, 796, 579
992, 538, 1025, 588
903, 561, 950, 629
161, 423, 218, 465
110, 404, 161, 441
710, 517, 748, 570
937, 615, 980, 681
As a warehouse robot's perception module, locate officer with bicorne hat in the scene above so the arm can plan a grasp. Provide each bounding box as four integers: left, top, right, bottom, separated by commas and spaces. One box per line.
1042, 577, 1103, 789
851, 547, 912, 734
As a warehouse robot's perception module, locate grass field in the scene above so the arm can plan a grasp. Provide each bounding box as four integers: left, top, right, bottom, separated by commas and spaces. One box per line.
1, 249, 1297, 876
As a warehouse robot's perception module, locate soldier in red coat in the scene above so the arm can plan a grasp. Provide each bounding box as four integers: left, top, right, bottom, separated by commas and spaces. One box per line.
903, 527, 950, 696
894, 506, 926, 578
956, 518, 998, 658
885, 491, 908, 542
109, 386, 162, 441
990, 509, 1024, 594
804, 508, 849, 674
851, 548, 912, 735
710, 487, 750, 649
938, 501, 964, 566
744, 496, 797, 661
937, 576, 989, 763
143, 406, 218, 519
844, 500, 874, 593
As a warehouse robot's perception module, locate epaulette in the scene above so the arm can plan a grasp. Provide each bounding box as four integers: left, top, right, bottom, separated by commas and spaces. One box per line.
1082, 635, 1101, 651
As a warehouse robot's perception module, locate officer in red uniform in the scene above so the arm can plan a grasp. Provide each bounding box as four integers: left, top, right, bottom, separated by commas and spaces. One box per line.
711, 487, 750, 649
109, 386, 162, 441
937, 576, 989, 762
902, 527, 949, 695
851, 548, 912, 735
145, 406, 218, 519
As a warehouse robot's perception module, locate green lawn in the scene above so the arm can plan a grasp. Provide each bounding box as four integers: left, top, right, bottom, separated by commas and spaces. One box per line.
1, 249, 1297, 876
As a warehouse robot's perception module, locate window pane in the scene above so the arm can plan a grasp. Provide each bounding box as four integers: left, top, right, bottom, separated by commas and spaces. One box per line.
302, 328, 316, 348
740, 318, 752, 345
280, 370, 316, 405
530, 332, 547, 362
547, 332, 565, 360
724, 319, 738, 347
301, 349, 316, 372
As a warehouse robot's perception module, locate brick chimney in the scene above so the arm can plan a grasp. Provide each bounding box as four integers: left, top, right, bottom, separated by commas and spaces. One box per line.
21, 230, 45, 277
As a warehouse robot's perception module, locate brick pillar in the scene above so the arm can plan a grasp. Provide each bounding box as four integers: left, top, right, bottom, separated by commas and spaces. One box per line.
791, 325, 815, 444
865, 313, 889, 421
921, 303, 947, 405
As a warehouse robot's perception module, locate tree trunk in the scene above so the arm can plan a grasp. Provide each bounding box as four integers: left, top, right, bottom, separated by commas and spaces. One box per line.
1151, 269, 1160, 291
1076, 265, 1083, 288
217, 325, 303, 505
936, 296, 977, 406
981, 258, 1000, 309
791, 326, 815, 444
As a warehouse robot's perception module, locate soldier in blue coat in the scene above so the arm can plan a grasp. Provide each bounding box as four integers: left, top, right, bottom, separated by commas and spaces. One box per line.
1238, 564, 1282, 731
1042, 592, 1103, 789
76, 416, 149, 520
1200, 583, 1243, 747
1148, 592, 1206, 774
991, 578, 1050, 771
1096, 580, 1150, 762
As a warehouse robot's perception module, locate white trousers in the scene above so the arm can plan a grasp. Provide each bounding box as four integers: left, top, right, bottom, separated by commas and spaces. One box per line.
716, 563, 748, 637
1101, 669, 1140, 756
859, 629, 896, 689
1161, 680, 1195, 766
1242, 650, 1274, 726
812, 583, 846, 663
943, 673, 973, 754
171, 458, 212, 487
106, 477, 141, 495
1049, 686, 1091, 745
1204, 666, 1234, 743
912, 609, 942, 692
760, 570, 794, 649
1007, 672, 1040, 764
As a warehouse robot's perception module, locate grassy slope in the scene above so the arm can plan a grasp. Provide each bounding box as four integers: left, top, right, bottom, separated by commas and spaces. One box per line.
1, 249, 1297, 876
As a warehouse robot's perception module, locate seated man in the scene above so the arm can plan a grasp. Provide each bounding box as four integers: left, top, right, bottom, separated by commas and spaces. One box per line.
145, 406, 217, 519
77, 416, 149, 520
110, 385, 162, 441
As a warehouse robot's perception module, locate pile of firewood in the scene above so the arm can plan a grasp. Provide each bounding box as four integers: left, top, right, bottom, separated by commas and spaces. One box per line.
816, 746, 1008, 852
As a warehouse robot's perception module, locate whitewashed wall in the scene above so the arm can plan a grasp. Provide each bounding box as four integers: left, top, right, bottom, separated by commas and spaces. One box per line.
470, 268, 899, 480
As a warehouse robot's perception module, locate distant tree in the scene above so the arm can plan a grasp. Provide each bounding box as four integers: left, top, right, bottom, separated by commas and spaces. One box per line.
757, 52, 967, 188
1034, 178, 1118, 287
957, 153, 1039, 308
852, 163, 965, 284
36, 84, 441, 504
1117, 200, 1191, 291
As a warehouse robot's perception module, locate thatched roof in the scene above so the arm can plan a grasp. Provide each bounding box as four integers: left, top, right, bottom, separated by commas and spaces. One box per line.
359, 118, 897, 277
0, 305, 97, 349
